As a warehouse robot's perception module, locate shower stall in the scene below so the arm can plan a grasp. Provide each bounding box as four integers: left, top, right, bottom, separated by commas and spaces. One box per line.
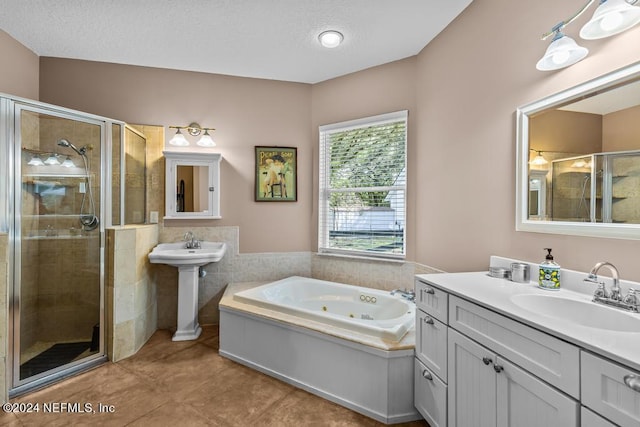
551, 150, 640, 223
0, 94, 145, 396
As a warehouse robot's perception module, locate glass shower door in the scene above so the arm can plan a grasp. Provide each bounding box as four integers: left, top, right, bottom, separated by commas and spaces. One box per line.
13, 105, 104, 388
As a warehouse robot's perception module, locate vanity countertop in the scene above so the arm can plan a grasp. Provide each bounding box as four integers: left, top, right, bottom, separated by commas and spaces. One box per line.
416, 271, 640, 372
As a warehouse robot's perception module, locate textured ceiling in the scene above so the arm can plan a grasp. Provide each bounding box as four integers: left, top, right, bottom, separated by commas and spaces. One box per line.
0, 0, 472, 84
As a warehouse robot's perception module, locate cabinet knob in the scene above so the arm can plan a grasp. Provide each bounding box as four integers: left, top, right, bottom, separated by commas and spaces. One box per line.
422, 369, 433, 381
482, 357, 492, 366
423, 316, 434, 325
424, 287, 435, 295
624, 374, 640, 392
493, 364, 504, 373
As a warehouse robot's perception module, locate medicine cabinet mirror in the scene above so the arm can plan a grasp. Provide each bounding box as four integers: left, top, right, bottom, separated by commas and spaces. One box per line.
163, 151, 222, 219
516, 61, 640, 239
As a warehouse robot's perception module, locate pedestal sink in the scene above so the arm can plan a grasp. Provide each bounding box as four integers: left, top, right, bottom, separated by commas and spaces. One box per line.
149, 241, 227, 341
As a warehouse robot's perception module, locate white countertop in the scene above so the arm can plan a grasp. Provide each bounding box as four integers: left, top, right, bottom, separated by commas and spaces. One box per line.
416, 270, 640, 372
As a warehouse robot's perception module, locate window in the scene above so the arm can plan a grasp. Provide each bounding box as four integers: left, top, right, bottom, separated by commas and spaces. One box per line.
318, 110, 407, 259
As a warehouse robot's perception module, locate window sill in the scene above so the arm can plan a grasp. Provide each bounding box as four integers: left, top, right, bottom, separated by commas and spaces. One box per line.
315, 251, 406, 264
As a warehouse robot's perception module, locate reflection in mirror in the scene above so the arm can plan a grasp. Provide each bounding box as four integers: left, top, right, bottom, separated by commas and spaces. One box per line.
176, 165, 210, 213
517, 61, 640, 239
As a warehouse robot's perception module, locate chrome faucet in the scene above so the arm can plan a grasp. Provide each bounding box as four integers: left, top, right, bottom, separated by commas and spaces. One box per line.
183, 231, 201, 249
391, 289, 415, 302
584, 261, 638, 313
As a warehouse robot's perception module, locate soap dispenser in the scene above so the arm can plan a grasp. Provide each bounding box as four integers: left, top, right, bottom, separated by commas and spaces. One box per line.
538, 248, 560, 291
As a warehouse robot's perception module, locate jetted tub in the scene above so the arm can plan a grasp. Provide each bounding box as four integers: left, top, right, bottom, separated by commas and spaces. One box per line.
232, 276, 415, 342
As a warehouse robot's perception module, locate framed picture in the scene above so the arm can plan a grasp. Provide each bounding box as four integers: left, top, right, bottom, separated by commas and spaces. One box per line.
255, 146, 297, 202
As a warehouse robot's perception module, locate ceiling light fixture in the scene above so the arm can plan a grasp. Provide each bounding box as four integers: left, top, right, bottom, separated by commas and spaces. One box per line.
169, 122, 216, 147
61, 156, 75, 168
537, 0, 640, 71
319, 30, 344, 48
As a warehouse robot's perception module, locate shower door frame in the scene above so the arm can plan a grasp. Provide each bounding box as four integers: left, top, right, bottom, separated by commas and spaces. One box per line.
5, 97, 116, 396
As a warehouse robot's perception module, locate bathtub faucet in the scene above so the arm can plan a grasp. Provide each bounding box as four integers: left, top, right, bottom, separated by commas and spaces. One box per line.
391, 289, 415, 302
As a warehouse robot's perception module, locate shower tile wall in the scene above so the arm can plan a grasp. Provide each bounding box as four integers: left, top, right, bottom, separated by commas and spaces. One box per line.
611, 156, 640, 223
130, 124, 164, 222
21, 116, 102, 352
107, 225, 158, 361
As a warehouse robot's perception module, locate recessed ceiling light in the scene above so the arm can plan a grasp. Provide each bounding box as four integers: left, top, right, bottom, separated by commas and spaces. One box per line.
319, 30, 344, 48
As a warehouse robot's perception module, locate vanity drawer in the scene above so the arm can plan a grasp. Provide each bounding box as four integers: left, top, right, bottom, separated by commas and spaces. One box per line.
581, 351, 640, 427
415, 279, 448, 323
448, 295, 580, 398
581, 407, 617, 427
414, 358, 447, 427
416, 309, 448, 382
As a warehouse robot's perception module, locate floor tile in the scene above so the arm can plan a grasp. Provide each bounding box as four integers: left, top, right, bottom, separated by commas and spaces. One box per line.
8, 326, 427, 426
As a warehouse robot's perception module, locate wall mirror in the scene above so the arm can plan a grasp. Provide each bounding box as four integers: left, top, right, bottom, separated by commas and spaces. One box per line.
516, 61, 640, 239
163, 151, 222, 219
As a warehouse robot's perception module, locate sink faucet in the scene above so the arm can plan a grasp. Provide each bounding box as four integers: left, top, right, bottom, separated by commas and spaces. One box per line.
586, 261, 621, 300
183, 231, 201, 249
391, 289, 415, 302
584, 261, 638, 313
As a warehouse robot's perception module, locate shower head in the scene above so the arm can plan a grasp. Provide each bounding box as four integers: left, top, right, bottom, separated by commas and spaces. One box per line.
57, 139, 87, 156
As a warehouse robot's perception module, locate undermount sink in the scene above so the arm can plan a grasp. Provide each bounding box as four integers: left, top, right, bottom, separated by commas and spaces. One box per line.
510, 294, 640, 333
148, 241, 227, 267
148, 240, 227, 341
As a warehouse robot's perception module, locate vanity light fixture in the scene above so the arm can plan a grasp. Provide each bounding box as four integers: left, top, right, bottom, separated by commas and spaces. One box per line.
319, 30, 344, 48
529, 150, 549, 166
44, 154, 61, 165
169, 122, 216, 147
27, 155, 45, 166
581, 0, 640, 39
537, 0, 640, 70
61, 156, 75, 168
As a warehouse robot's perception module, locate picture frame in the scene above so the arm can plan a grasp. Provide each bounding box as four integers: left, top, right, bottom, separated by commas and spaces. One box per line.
255, 146, 297, 202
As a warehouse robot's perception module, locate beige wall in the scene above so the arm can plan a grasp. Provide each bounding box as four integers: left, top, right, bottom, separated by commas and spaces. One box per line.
603, 105, 640, 152
39, 59, 313, 254
530, 110, 602, 154
414, 0, 640, 279
311, 57, 418, 258
27, 0, 640, 282
0, 30, 39, 99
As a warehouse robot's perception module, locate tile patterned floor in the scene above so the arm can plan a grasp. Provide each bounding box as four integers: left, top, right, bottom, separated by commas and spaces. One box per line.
0, 326, 429, 426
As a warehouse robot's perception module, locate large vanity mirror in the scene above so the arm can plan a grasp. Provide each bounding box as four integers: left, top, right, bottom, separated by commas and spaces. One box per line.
516, 61, 640, 239
163, 151, 222, 219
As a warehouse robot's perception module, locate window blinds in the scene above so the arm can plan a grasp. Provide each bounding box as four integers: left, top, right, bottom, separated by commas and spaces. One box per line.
318, 110, 407, 259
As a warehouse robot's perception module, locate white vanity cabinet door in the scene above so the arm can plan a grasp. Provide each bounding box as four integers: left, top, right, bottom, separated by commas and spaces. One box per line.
581, 351, 640, 427
581, 407, 617, 427
496, 356, 579, 427
415, 279, 448, 323
414, 358, 447, 427
449, 295, 580, 398
416, 309, 447, 381
448, 329, 497, 427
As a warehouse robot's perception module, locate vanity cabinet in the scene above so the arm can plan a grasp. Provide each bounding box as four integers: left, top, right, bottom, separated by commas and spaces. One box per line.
581, 351, 640, 426
414, 277, 580, 427
448, 328, 578, 427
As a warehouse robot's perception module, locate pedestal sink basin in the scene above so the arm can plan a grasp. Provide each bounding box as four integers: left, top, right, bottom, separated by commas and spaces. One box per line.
149, 241, 227, 341
510, 294, 640, 333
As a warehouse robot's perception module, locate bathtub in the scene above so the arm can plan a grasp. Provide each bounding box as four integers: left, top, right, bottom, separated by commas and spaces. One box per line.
219, 277, 420, 424
233, 276, 415, 342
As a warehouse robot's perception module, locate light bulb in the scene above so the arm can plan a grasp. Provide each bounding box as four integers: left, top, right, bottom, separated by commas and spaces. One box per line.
28, 155, 44, 166
169, 129, 189, 146
600, 11, 624, 31
319, 30, 344, 48
44, 154, 60, 165
196, 130, 216, 147
62, 156, 75, 168
552, 51, 570, 65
